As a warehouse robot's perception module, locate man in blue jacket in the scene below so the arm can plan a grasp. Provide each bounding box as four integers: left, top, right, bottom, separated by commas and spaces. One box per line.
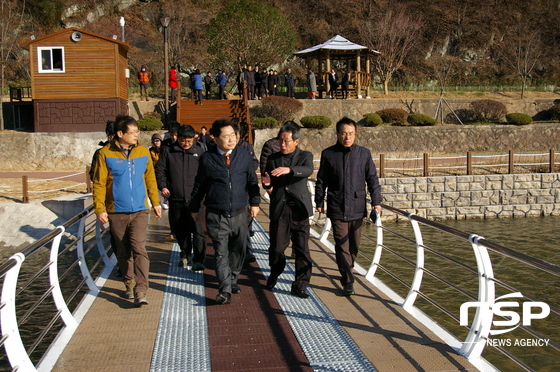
191, 119, 260, 305
93, 115, 162, 307
315, 116, 382, 296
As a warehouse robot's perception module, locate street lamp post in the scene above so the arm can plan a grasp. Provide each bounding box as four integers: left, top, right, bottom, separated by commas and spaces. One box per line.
159, 15, 170, 126
119, 17, 125, 42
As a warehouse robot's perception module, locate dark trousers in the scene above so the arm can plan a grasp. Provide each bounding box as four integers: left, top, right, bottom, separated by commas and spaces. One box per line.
332, 219, 363, 286
218, 85, 225, 99
286, 85, 294, 98
247, 84, 255, 99
206, 210, 247, 293
109, 210, 150, 293
169, 200, 206, 263
269, 204, 312, 291
195, 89, 203, 102
205, 85, 212, 100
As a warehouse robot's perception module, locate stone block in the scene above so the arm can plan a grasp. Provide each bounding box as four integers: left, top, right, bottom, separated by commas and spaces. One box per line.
383, 194, 410, 202
514, 181, 541, 190
413, 200, 442, 208
416, 179, 428, 192
444, 177, 457, 192
426, 208, 447, 217
457, 182, 471, 191
412, 193, 431, 201
469, 182, 485, 191
382, 185, 397, 194
428, 182, 445, 192
536, 196, 555, 204
397, 184, 416, 193
391, 201, 413, 209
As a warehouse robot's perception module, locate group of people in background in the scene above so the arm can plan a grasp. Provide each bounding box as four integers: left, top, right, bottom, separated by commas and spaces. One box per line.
140, 64, 352, 102
91, 114, 381, 307
236, 65, 295, 100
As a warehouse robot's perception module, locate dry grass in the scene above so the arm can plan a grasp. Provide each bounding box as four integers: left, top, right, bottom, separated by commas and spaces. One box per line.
0, 178, 88, 203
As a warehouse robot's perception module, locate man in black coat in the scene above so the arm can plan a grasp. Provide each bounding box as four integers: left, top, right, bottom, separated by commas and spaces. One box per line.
191, 119, 260, 305
262, 121, 314, 298
156, 125, 206, 270
315, 116, 382, 296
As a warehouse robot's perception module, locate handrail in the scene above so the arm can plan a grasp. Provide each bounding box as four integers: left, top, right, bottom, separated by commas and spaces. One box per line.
0, 204, 115, 372
308, 181, 559, 371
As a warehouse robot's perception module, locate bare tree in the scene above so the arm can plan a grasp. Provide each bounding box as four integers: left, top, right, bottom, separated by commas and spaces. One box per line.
361, 10, 423, 95
497, 25, 543, 99
0, 0, 25, 130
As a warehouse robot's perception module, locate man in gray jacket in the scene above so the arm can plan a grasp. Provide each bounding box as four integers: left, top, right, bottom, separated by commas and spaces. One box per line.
315, 116, 382, 296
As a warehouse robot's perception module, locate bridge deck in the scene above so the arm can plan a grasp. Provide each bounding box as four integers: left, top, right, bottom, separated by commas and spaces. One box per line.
51, 201, 477, 372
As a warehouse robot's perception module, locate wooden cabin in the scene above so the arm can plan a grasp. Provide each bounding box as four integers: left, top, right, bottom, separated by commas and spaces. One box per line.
19, 28, 131, 132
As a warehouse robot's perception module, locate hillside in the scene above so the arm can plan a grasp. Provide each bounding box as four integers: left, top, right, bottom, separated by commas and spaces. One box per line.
3, 0, 560, 92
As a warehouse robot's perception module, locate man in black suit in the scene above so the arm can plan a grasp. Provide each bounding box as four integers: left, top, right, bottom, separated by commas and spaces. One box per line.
262, 121, 314, 298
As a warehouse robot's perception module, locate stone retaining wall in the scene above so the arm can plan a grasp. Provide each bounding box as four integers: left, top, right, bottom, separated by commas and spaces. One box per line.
380, 173, 560, 220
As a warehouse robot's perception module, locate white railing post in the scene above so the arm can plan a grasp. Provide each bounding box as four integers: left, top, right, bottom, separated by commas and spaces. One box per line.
319, 217, 332, 243
460, 234, 495, 359
1, 253, 37, 371
365, 211, 383, 280
403, 217, 425, 310
77, 213, 100, 294
49, 227, 78, 329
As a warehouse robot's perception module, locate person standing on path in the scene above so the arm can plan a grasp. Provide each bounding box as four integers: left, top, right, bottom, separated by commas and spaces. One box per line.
156, 125, 206, 270
169, 66, 179, 103
284, 68, 295, 98
307, 67, 317, 100
314, 116, 382, 296
262, 121, 314, 299
138, 65, 150, 101
93, 115, 162, 307
190, 119, 260, 305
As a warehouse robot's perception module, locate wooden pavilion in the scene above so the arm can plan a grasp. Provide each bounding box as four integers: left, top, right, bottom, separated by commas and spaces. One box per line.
294, 35, 380, 99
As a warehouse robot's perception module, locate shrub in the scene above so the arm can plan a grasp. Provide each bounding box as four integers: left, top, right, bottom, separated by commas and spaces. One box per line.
548, 104, 560, 122
137, 116, 163, 131
143, 111, 162, 120
375, 108, 409, 125
251, 117, 279, 129
446, 109, 478, 124
300, 115, 332, 129
251, 96, 304, 124
470, 99, 507, 122
363, 113, 383, 127
407, 113, 437, 126
506, 113, 532, 125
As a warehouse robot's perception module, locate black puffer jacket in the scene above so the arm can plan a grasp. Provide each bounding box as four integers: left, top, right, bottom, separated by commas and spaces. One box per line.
155, 142, 205, 202
315, 143, 382, 221
190, 146, 260, 216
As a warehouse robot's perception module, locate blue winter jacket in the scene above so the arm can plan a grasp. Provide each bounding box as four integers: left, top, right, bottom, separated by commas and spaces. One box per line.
190, 146, 260, 216
192, 74, 204, 90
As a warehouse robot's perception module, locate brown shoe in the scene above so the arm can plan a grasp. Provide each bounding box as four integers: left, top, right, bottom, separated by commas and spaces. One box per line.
135, 292, 149, 307
124, 279, 135, 299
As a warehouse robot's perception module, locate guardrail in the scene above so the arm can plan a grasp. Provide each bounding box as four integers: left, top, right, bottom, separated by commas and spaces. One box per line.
0, 205, 114, 371
309, 197, 560, 371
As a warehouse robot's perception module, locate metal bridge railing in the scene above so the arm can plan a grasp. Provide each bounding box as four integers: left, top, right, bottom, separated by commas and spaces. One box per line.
0, 205, 114, 372
307, 181, 560, 372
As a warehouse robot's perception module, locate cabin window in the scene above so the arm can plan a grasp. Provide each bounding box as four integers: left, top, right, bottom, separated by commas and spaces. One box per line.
38, 47, 65, 73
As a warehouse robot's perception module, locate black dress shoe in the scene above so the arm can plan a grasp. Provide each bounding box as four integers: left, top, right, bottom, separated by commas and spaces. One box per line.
231, 284, 241, 294
216, 292, 231, 305
290, 288, 310, 299
343, 282, 355, 296
266, 277, 277, 290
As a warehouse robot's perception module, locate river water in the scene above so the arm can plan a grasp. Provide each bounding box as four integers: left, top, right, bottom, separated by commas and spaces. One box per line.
354, 216, 560, 372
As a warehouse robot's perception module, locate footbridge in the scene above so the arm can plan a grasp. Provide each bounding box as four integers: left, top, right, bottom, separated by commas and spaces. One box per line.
0, 195, 558, 372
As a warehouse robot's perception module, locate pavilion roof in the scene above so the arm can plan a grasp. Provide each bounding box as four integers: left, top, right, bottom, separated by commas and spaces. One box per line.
294, 35, 380, 56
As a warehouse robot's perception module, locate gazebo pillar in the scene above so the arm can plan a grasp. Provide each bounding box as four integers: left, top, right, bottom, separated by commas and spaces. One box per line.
325, 50, 331, 97
356, 50, 361, 99
366, 56, 371, 98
